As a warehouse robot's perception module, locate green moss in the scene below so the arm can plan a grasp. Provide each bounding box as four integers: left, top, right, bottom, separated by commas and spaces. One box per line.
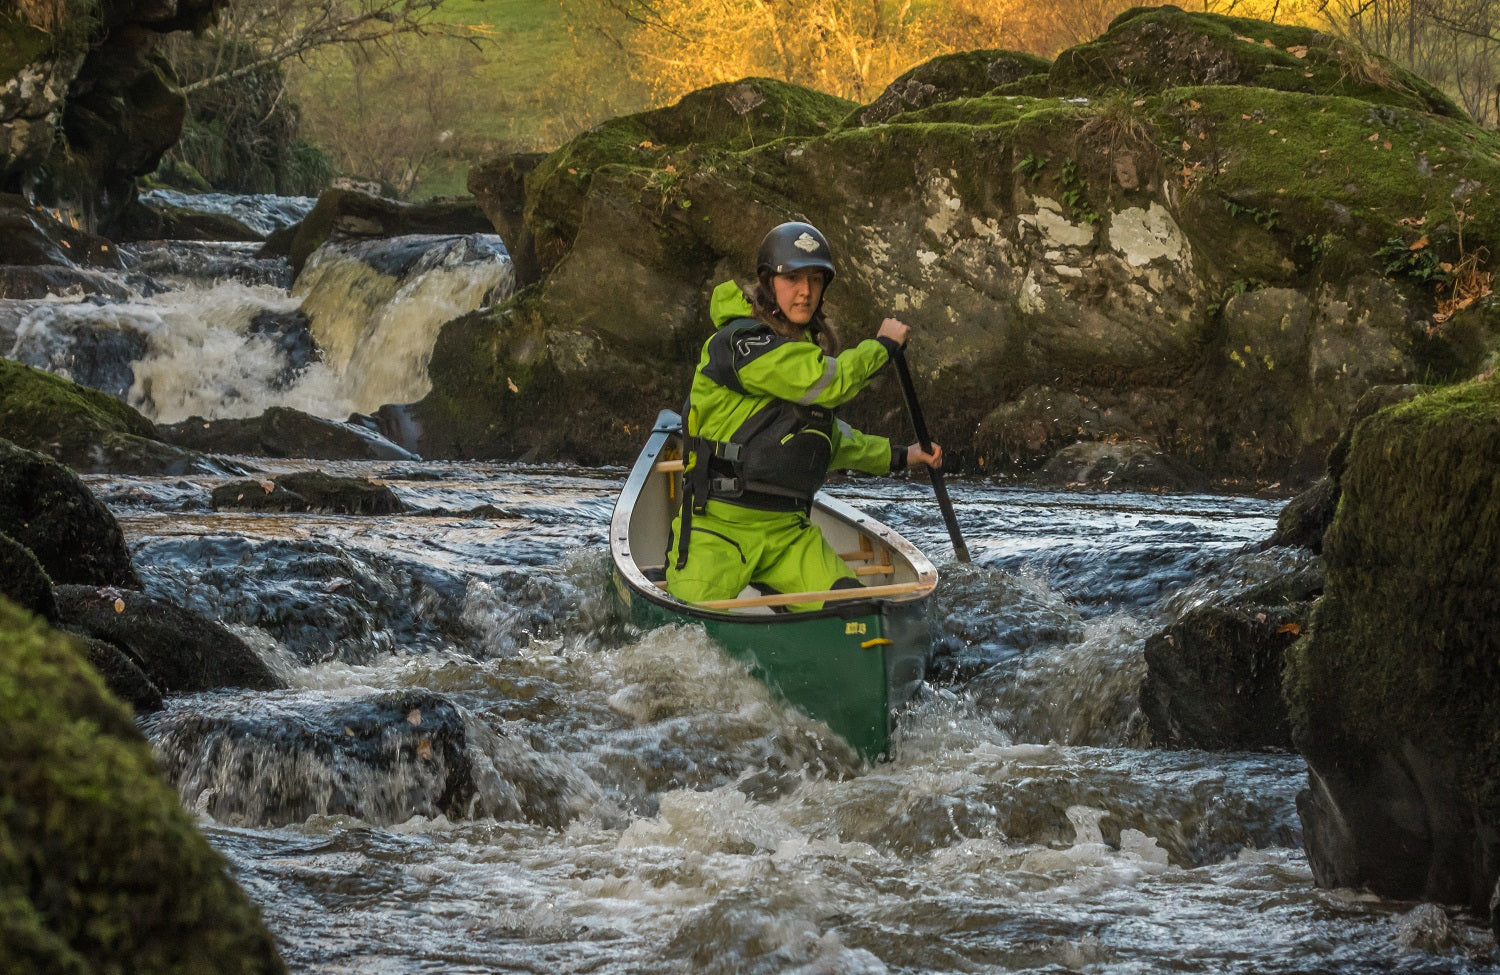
1285, 377, 1500, 813
1157, 85, 1500, 273
0, 358, 155, 449
1054, 7, 1462, 117
0, 597, 285, 972
0, 14, 51, 79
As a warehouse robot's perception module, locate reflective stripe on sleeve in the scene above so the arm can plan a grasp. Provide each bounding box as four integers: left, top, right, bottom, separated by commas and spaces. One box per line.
796, 357, 838, 405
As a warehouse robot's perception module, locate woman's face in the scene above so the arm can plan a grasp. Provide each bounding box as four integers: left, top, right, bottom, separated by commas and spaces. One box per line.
772, 268, 825, 326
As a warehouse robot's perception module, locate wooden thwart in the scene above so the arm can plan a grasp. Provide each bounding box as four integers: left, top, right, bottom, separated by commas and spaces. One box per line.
695, 580, 928, 611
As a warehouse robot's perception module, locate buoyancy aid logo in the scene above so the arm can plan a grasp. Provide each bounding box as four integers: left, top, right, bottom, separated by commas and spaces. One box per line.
793, 233, 821, 253
733, 331, 776, 359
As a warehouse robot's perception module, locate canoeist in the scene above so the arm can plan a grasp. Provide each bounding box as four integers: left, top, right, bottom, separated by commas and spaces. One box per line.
667, 221, 942, 611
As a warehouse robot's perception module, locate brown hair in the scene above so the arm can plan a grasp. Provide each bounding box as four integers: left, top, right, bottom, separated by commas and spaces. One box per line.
749, 274, 841, 355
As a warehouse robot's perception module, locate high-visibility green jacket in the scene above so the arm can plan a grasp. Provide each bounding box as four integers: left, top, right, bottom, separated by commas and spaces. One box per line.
683, 281, 898, 510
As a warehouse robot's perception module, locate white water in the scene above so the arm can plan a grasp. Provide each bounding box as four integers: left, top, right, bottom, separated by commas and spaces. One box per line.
1, 231, 512, 423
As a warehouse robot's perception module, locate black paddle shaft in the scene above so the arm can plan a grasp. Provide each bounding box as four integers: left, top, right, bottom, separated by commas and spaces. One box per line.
891, 347, 971, 563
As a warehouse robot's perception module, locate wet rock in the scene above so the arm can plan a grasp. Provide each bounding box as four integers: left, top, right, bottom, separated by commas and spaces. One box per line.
0, 438, 141, 588
852, 49, 1052, 125
54, 584, 284, 694
130, 534, 477, 665
145, 690, 476, 826
1140, 566, 1322, 750
116, 196, 266, 242
160, 405, 417, 461
269, 188, 495, 276
0, 193, 125, 268
1284, 377, 1500, 916
0, 263, 131, 299
211, 470, 408, 515
1043, 440, 1209, 492
0, 598, 285, 973
0, 529, 57, 620
0, 358, 228, 475
78, 632, 166, 713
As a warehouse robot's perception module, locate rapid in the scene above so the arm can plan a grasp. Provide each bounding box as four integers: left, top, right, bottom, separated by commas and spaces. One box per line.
12, 209, 1498, 973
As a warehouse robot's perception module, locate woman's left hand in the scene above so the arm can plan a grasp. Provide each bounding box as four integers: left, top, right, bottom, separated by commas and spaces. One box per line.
905, 441, 942, 470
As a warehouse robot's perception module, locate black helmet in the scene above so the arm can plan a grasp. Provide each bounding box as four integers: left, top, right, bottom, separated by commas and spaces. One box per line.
756, 221, 835, 283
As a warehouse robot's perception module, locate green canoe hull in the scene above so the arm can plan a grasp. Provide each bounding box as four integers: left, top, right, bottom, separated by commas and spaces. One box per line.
610, 568, 931, 762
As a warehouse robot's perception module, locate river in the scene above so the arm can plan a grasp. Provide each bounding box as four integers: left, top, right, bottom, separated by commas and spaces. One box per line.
13, 210, 1498, 973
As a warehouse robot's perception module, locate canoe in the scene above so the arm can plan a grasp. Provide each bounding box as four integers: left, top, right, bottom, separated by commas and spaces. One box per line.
609, 409, 938, 762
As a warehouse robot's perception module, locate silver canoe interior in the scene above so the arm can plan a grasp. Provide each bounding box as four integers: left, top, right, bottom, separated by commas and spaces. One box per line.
611, 411, 938, 615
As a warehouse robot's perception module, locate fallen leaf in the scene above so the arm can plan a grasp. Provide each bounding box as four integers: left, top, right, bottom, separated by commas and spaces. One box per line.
1188, 99, 1202, 110
1242, 114, 1253, 120
1304, 71, 1314, 78
1368, 133, 1380, 142
258, 479, 275, 493
1383, 141, 1392, 150
506, 376, 520, 393
639, 140, 655, 149
1255, 612, 1268, 623
1277, 622, 1302, 636
1287, 44, 1308, 58
1269, 129, 1278, 135
416, 739, 434, 761
1262, 38, 1275, 47
407, 709, 423, 726
1398, 216, 1426, 228
1182, 140, 1192, 151
344, 726, 356, 737
1235, 34, 1254, 43
113, 597, 125, 614
1410, 235, 1429, 250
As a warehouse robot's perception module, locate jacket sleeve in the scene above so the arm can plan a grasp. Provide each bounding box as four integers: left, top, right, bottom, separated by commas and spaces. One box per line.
831, 418, 894, 475
735, 337, 891, 409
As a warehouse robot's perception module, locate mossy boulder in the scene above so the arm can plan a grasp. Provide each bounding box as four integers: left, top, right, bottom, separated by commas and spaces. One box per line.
1052, 5, 1463, 117
449, 10, 1500, 480
0, 358, 221, 474
1284, 377, 1500, 918
0, 529, 56, 620
0, 597, 285, 973
849, 49, 1053, 126
0, 438, 141, 589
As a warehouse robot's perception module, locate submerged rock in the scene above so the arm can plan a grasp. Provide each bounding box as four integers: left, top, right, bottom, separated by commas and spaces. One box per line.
1284, 377, 1500, 920
0, 597, 285, 973
144, 690, 476, 826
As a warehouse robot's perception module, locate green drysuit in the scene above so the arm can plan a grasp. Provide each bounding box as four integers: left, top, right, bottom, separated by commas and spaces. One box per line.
666, 281, 897, 611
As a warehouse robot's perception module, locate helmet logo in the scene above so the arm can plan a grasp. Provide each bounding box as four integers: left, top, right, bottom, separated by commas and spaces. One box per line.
793, 232, 821, 253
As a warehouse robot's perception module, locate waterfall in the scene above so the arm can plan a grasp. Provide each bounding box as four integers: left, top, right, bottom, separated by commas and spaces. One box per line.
293, 234, 513, 414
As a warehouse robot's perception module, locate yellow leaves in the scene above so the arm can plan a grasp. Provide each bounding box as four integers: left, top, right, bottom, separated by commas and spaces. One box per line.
1277, 622, 1302, 636
1409, 235, 1430, 251
113, 597, 125, 614
1187, 99, 1202, 110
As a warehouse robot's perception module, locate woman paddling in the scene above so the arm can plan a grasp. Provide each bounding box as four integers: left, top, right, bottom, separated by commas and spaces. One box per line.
667, 221, 942, 611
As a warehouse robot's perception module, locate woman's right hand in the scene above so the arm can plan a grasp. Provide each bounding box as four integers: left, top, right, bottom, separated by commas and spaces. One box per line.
877, 318, 910, 348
